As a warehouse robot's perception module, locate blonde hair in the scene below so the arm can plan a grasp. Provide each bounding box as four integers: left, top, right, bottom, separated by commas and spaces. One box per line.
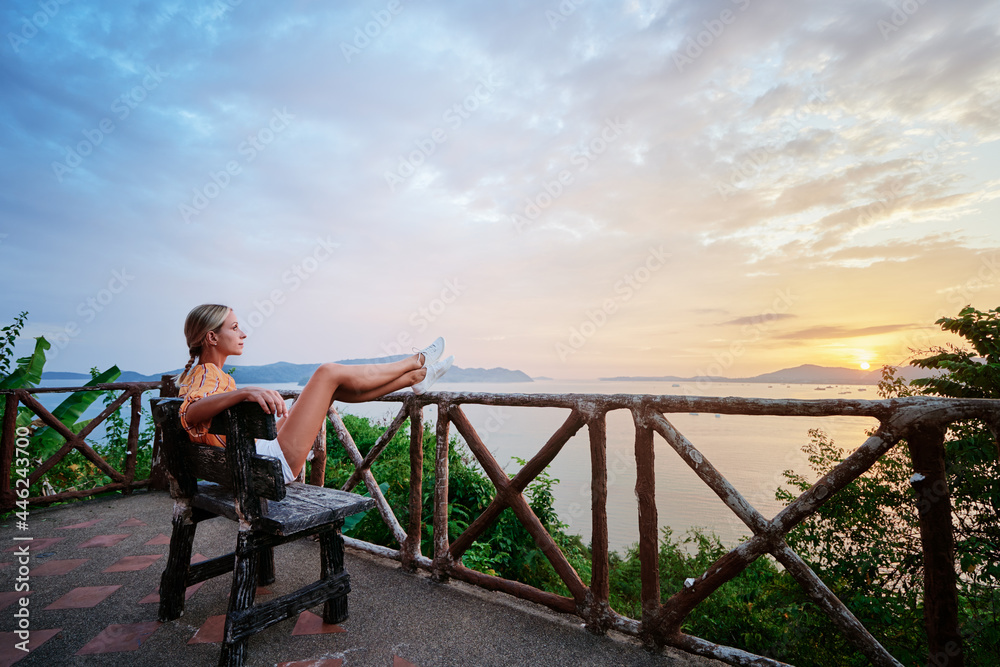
175, 304, 231, 386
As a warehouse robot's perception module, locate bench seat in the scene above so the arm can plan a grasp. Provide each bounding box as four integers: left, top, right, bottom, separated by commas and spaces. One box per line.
192, 480, 374, 536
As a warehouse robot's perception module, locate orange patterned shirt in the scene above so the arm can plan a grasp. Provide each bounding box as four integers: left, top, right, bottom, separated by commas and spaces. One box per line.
178, 363, 235, 447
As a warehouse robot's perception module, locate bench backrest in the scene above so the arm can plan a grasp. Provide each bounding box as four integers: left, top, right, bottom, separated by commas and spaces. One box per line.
151, 398, 287, 510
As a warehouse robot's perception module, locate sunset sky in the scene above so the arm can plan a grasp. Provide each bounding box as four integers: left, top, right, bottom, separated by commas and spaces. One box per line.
2, 0, 998, 380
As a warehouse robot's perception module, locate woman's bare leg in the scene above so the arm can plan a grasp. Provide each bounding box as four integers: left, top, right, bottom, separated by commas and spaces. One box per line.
333, 372, 423, 403
276, 358, 424, 477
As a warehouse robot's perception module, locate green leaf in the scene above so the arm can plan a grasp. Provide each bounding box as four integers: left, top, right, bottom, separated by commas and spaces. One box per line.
0, 310, 29, 376
32, 366, 122, 458
15, 405, 36, 430
342, 481, 388, 534
0, 336, 50, 390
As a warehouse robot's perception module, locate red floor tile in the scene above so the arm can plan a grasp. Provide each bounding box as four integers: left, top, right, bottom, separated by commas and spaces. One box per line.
291, 610, 346, 636
144, 533, 171, 546
75, 621, 160, 655
32, 559, 88, 576
188, 615, 226, 644
103, 554, 162, 572
138, 581, 205, 604
78, 534, 131, 548
278, 660, 344, 667
44, 585, 121, 610
393, 657, 419, 667
0, 628, 61, 667
117, 518, 146, 527
4, 538, 63, 552
0, 591, 30, 611
59, 518, 102, 530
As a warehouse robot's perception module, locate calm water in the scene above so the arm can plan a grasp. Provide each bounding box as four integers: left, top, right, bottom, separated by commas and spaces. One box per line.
32, 378, 879, 553
268, 378, 879, 553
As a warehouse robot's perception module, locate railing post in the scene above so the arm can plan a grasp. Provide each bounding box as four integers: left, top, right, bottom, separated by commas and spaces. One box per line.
1, 393, 19, 511
308, 418, 327, 487
148, 375, 176, 491
432, 402, 451, 582
907, 421, 964, 667
585, 410, 611, 634
402, 401, 424, 572
633, 407, 660, 645
123, 389, 142, 490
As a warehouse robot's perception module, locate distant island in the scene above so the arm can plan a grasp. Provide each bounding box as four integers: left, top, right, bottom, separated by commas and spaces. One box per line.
600, 363, 938, 385
43, 358, 533, 385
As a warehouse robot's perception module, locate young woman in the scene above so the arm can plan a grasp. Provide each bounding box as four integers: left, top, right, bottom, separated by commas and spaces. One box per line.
176, 304, 453, 483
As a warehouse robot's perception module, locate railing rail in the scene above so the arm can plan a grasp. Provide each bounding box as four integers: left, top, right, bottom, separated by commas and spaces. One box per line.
4, 383, 998, 666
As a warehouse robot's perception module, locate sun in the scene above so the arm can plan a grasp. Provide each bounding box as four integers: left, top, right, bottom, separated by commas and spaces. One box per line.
859, 361, 870, 370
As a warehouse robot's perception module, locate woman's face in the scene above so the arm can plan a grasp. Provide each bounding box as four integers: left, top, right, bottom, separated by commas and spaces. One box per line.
208, 309, 245, 357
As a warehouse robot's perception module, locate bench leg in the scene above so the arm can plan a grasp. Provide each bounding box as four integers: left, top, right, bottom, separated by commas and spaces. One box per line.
320, 523, 349, 624
159, 504, 196, 622
220, 529, 259, 667
257, 546, 275, 586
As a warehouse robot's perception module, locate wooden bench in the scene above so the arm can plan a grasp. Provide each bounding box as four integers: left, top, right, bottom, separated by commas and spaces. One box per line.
150, 397, 375, 667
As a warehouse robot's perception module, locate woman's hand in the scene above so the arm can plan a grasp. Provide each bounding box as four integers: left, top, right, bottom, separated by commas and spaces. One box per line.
240, 386, 288, 417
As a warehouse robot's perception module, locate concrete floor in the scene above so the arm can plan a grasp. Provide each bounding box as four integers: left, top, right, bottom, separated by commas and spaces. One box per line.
0, 490, 725, 667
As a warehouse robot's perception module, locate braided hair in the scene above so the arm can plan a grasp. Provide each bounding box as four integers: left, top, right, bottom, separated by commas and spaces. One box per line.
174, 304, 231, 388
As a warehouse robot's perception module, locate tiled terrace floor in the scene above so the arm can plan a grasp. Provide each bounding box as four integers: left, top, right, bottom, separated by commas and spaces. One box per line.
1, 490, 721, 667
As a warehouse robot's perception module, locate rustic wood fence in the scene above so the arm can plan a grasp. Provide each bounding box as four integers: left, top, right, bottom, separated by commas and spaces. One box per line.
2, 381, 998, 666
317, 390, 999, 667
0, 382, 161, 508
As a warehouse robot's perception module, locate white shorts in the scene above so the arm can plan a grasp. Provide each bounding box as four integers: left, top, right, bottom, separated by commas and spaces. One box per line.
255, 438, 297, 484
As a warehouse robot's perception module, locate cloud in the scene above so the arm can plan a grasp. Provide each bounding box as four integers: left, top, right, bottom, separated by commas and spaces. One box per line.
776, 324, 916, 341
1, 0, 999, 377
720, 313, 796, 327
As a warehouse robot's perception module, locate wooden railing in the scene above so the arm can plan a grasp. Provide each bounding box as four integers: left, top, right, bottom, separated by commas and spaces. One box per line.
312, 390, 998, 667
3, 382, 998, 666
0, 382, 161, 508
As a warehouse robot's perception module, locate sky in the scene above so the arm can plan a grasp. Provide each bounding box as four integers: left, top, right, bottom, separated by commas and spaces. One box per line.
1, 0, 999, 380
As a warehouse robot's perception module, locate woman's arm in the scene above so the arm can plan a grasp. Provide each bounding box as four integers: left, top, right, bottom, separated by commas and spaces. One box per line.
183, 386, 288, 425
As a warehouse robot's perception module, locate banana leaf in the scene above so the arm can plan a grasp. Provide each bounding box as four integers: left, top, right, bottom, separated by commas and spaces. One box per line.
0, 336, 50, 390
30, 365, 122, 459
342, 481, 389, 534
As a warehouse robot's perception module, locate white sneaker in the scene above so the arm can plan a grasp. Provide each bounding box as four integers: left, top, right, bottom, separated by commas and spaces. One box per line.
412, 355, 454, 394
416, 336, 445, 367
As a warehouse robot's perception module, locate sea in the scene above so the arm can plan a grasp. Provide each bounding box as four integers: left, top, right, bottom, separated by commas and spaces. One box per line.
31, 378, 879, 554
